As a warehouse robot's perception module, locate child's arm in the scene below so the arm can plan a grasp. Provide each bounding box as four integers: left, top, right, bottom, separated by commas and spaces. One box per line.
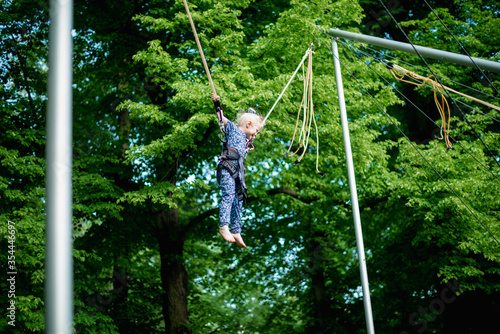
212, 93, 228, 126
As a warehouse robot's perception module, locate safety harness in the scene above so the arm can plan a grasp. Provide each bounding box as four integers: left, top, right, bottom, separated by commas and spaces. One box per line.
213, 99, 248, 201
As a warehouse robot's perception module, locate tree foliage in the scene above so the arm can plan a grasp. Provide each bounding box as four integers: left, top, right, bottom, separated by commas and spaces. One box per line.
1, 0, 499, 333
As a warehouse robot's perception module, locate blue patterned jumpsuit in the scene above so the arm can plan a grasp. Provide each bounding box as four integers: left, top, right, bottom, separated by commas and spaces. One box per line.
219, 120, 248, 234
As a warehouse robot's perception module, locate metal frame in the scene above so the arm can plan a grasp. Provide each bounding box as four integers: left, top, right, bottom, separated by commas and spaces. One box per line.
331, 38, 376, 334
45, 0, 74, 332
326, 27, 499, 334
324, 28, 500, 73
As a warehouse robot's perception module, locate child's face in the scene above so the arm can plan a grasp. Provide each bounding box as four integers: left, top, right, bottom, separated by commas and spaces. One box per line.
240, 119, 261, 140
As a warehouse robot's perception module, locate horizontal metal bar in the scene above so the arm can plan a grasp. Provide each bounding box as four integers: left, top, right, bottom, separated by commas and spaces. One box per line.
324, 28, 500, 74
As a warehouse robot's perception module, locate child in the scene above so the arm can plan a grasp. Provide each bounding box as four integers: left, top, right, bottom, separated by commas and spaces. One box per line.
212, 93, 265, 248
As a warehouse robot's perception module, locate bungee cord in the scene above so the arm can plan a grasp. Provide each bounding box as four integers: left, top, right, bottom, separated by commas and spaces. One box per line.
346, 42, 500, 105
258, 43, 323, 174
283, 47, 322, 174
388, 63, 500, 113
264, 45, 314, 123
387, 62, 453, 150
242, 46, 314, 154
387, 62, 500, 151
182, 0, 226, 142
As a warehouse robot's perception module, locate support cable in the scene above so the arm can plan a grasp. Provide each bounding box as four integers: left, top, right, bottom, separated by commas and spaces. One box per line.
377, 0, 500, 169
454, 99, 500, 124
341, 41, 500, 124
422, 0, 500, 96
330, 38, 500, 247
337, 39, 500, 183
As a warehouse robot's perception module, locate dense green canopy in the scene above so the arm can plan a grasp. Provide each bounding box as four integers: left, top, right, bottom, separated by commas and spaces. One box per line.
1, 0, 499, 333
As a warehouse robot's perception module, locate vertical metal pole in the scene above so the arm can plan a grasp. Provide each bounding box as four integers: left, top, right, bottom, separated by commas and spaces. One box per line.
331, 38, 375, 334
45, 0, 74, 333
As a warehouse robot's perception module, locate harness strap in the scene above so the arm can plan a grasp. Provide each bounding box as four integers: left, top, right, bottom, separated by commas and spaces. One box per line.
220, 145, 239, 160
216, 144, 248, 201
217, 160, 238, 184
217, 143, 240, 185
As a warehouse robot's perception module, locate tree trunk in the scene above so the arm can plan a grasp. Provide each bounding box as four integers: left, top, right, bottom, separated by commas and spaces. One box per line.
309, 237, 330, 333
156, 207, 192, 334
311, 265, 329, 329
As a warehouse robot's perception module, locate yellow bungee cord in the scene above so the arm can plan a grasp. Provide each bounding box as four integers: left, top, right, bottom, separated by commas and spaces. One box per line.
388, 63, 453, 149
285, 48, 323, 175
388, 63, 500, 150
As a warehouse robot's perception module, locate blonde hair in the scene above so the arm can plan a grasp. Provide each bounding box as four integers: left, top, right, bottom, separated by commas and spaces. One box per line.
237, 108, 265, 131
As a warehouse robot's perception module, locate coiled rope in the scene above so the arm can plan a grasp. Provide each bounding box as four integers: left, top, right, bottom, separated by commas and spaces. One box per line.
284, 47, 322, 175
388, 62, 500, 150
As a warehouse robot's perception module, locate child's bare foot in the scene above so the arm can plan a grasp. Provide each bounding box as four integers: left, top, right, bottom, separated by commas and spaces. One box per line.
219, 226, 235, 243
232, 233, 247, 248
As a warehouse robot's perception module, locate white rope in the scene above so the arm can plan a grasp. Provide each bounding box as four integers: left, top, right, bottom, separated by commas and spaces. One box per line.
264, 46, 314, 123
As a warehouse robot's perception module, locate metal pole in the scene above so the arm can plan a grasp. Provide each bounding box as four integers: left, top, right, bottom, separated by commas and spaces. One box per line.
45, 0, 74, 332
324, 28, 500, 74
331, 38, 376, 334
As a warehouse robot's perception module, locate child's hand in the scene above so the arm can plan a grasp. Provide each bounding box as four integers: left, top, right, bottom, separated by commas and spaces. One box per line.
212, 93, 220, 102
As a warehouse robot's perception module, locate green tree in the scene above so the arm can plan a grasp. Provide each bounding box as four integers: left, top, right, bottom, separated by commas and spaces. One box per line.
126, 0, 403, 332
354, 1, 500, 332
0, 0, 50, 331
1, 0, 162, 332
2, 0, 499, 333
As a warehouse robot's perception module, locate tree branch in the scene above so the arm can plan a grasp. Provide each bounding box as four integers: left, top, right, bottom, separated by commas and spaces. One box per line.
247, 187, 315, 204
184, 187, 313, 234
